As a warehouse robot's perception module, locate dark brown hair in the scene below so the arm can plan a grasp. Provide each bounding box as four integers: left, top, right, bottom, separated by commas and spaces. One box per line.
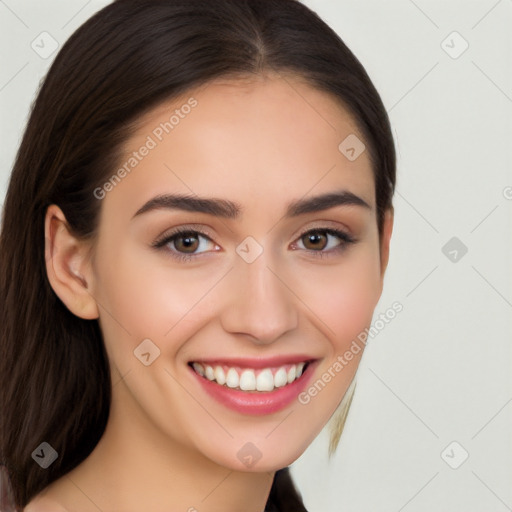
0, 0, 395, 509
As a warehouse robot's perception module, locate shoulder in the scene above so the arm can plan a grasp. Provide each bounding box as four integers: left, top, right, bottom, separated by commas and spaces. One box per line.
24, 495, 69, 512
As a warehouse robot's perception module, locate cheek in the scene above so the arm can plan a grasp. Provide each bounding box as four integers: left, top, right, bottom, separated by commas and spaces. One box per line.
92, 242, 224, 359
289, 245, 382, 348
93, 234, 381, 366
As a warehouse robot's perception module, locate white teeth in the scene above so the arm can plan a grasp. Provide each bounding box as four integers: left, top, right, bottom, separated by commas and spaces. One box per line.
205, 365, 215, 381
239, 369, 256, 391
256, 369, 274, 391
192, 361, 310, 392
192, 362, 205, 377
274, 368, 288, 388
287, 365, 296, 383
214, 365, 226, 385
225, 368, 239, 388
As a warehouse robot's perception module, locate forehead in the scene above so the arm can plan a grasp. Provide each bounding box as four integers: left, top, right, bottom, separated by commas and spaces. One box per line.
104, 73, 375, 219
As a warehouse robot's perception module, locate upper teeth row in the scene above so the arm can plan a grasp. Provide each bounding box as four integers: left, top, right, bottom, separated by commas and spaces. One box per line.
192, 362, 306, 391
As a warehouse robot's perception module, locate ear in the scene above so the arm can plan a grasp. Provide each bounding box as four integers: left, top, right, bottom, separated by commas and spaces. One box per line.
44, 204, 99, 319
379, 208, 394, 280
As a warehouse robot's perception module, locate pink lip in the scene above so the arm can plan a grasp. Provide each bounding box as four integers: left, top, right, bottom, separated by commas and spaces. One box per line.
189, 360, 318, 416
189, 354, 315, 369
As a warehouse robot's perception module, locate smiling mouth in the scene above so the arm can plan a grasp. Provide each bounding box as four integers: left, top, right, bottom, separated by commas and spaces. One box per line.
188, 360, 312, 392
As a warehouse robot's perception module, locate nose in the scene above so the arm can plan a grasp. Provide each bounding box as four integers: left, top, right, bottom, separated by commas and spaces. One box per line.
219, 249, 298, 345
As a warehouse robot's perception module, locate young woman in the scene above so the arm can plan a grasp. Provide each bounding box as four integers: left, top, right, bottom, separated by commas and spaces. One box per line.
0, 0, 395, 510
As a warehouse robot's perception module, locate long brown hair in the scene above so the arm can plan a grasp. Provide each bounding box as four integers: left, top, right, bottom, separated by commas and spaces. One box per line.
0, 0, 395, 508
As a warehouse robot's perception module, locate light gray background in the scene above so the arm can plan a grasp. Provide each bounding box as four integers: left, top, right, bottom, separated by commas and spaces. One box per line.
1, 1, 511, 511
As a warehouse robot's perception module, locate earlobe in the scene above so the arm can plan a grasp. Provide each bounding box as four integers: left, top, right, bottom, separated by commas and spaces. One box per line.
44, 204, 99, 320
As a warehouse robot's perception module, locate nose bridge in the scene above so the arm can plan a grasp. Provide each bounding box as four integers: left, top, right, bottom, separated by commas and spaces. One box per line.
219, 242, 298, 344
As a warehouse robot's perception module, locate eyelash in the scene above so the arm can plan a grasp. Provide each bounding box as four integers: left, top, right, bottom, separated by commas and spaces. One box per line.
152, 226, 356, 263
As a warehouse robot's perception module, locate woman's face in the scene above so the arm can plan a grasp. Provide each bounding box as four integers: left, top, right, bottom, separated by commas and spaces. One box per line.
85, 74, 392, 471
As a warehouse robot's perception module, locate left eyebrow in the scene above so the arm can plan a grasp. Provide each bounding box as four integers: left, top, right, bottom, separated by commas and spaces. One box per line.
132, 190, 372, 220
286, 190, 372, 216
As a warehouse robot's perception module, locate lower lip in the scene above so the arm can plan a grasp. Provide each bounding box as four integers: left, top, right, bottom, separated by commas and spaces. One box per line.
189, 362, 317, 415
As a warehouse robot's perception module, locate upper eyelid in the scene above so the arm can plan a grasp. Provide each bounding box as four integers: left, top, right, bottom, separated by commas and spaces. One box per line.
153, 225, 215, 245
157, 219, 353, 240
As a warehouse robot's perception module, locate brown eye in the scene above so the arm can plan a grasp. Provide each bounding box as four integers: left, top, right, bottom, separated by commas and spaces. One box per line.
173, 232, 200, 253
153, 228, 218, 261
302, 231, 328, 250
293, 227, 356, 257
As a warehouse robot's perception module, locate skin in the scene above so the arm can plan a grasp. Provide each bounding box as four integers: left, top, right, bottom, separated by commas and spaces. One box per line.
29, 72, 393, 511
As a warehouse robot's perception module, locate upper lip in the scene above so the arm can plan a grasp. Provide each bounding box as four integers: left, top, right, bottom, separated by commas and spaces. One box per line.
189, 355, 318, 369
